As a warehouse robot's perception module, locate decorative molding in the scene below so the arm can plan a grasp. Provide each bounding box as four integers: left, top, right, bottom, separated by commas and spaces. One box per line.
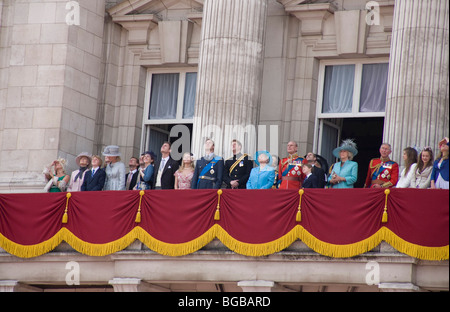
334, 10, 368, 56
112, 14, 159, 45
279, 3, 336, 36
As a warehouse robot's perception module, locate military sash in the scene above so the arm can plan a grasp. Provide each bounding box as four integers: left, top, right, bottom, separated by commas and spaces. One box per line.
197, 156, 221, 187
229, 154, 247, 174
371, 160, 395, 180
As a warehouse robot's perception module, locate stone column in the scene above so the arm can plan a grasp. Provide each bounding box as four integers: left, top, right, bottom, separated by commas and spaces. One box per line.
191, 0, 268, 158
383, 0, 449, 163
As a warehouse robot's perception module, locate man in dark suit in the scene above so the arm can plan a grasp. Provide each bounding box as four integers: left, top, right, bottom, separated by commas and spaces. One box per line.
223, 140, 252, 189
153, 142, 179, 189
302, 163, 319, 188
125, 157, 139, 190
191, 139, 224, 189
81, 155, 106, 191
305, 152, 327, 188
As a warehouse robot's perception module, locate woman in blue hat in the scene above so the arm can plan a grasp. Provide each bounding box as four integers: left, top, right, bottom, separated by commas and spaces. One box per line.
246, 151, 276, 189
328, 139, 358, 189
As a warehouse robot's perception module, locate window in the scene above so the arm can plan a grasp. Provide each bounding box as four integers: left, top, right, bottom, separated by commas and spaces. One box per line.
141, 69, 197, 154
313, 58, 389, 161
145, 70, 197, 123
359, 63, 389, 113
148, 73, 179, 120
317, 59, 389, 118
322, 64, 355, 114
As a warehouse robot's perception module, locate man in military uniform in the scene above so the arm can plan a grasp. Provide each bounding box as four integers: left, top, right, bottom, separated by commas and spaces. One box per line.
223, 140, 253, 189
191, 139, 224, 189
278, 141, 304, 189
364, 143, 399, 188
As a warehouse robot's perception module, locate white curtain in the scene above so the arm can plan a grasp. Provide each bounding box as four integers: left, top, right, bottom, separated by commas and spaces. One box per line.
183, 72, 197, 119
149, 73, 179, 119
322, 65, 355, 113
147, 127, 168, 160
359, 63, 389, 113
321, 122, 339, 166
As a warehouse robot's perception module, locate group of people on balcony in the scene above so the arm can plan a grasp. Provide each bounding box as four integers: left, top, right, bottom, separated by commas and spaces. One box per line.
43, 135, 449, 193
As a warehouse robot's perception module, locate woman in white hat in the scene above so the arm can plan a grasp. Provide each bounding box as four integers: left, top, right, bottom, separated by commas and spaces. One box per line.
67, 152, 91, 192
102, 145, 126, 191
328, 139, 359, 189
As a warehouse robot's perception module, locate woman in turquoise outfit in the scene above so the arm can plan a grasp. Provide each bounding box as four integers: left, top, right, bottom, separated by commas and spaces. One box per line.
246, 151, 276, 189
328, 139, 358, 189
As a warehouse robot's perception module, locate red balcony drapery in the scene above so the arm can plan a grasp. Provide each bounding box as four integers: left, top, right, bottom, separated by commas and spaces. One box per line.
0, 188, 448, 260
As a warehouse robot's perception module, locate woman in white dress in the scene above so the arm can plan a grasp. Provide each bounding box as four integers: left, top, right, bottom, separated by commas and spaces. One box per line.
102, 145, 126, 191
396, 147, 418, 188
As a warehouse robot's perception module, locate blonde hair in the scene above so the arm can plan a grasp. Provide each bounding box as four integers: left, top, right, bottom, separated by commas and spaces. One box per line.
91, 155, 103, 167
54, 158, 67, 173
178, 152, 195, 171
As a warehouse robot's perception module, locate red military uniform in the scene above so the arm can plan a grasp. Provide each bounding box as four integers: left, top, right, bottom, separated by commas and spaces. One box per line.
278, 154, 304, 189
364, 157, 399, 188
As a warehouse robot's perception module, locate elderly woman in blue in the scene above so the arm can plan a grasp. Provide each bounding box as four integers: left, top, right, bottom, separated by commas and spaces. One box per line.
247, 151, 276, 189
328, 139, 358, 189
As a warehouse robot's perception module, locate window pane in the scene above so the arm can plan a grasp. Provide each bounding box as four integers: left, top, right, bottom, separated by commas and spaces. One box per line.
321, 122, 339, 165
359, 63, 389, 112
183, 72, 197, 119
149, 73, 179, 119
322, 65, 355, 113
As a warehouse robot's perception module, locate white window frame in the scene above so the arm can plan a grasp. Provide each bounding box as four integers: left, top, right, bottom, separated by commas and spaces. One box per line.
313, 57, 389, 153
316, 58, 389, 119
143, 68, 197, 125
140, 68, 197, 152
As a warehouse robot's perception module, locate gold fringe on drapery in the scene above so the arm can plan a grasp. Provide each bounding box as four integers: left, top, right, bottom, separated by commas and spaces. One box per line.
0, 226, 448, 260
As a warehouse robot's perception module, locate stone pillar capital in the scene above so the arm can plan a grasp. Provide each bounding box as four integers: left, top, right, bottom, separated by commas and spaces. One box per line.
112, 14, 160, 45
278, 2, 336, 36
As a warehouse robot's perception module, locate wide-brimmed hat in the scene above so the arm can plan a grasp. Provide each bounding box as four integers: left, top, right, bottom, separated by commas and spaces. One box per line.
254, 151, 273, 166
102, 145, 121, 157
76, 152, 91, 166
333, 139, 358, 159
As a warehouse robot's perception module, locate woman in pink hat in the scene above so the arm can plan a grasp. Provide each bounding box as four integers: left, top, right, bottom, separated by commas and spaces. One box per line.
67, 152, 91, 192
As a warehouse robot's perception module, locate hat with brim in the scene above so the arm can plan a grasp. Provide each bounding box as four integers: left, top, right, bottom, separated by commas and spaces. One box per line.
315, 154, 329, 174
254, 151, 273, 166
76, 152, 92, 166
332, 139, 358, 159
102, 145, 121, 157
438, 138, 449, 147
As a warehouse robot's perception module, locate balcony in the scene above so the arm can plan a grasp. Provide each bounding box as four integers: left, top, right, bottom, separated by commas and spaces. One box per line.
0, 188, 448, 292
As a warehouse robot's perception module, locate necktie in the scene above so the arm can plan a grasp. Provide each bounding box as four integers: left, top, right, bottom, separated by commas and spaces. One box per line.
160, 159, 166, 172
126, 172, 133, 190
91, 169, 96, 177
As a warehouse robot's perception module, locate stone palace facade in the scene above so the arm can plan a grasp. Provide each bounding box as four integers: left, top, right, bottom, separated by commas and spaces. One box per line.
0, 0, 448, 293
0, 0, 448, 192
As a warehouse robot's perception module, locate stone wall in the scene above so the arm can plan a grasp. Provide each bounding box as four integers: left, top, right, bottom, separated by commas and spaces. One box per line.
0, 0, 106, 192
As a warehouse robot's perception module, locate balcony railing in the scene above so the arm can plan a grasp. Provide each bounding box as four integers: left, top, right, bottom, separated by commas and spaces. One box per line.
0, 188, 448, 260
